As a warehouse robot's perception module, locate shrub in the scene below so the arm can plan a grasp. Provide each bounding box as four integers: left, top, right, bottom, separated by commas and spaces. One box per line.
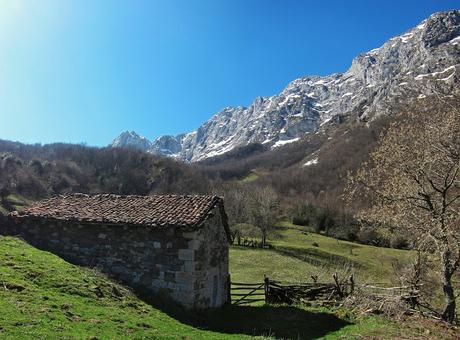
292, 203, 319, 228
390, 235, 409, 249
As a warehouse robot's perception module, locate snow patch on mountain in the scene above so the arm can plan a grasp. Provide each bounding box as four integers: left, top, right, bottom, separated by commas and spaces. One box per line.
272, 137, 300, 148
303, 158, 319, 167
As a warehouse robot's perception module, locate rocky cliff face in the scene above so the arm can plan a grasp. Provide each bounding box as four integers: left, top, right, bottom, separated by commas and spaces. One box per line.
111, 10, 460, 162
111, 131, 152, 152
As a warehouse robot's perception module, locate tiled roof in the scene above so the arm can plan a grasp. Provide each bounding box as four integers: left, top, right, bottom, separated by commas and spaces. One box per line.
12, 193, 222, 228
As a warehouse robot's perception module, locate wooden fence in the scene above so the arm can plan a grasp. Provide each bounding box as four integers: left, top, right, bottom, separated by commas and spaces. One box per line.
356, 283, 422, 310
230, 274, 422, 308
230, 281, 266, 306
264, 273, 354, 305
230, 273, 354, 306
233, 237, 273, 249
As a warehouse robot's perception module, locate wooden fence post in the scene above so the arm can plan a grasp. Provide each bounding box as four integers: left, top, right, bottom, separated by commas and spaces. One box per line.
227, 274, 232, 305
264, 275, 269, 303
333, 272, 343, 298
349, 274, 355, 295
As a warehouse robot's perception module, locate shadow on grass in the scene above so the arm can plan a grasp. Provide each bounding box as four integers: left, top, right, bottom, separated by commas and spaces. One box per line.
165, 303, 351, 339
273, 245, 363, 270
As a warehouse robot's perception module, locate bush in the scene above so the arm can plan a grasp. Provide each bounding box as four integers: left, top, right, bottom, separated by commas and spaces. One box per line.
292, 203, 319, 228
357, 228, 390, 247
390, 235, 409, 249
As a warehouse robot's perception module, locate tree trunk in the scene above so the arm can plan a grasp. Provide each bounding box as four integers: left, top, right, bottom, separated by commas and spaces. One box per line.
441, 251, 456, 323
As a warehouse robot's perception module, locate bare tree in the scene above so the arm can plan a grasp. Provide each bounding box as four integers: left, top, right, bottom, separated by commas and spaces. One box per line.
347, 98, 460, 323
247, 186, 279, 247
225, 188, 247, 226
223, 188, 249, 244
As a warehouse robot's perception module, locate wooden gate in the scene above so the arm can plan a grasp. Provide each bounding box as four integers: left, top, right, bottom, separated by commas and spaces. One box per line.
230, 281, 265, 306
229, 273, 354, 306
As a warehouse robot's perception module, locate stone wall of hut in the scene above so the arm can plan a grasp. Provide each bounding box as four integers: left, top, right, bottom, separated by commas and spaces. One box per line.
0, 207, 229, 309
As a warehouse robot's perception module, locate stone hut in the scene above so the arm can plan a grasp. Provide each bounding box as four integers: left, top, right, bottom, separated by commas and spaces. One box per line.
4, 193, 230, 309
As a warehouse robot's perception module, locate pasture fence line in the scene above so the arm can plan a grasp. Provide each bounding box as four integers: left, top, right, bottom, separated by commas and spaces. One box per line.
229, 273, 421, 308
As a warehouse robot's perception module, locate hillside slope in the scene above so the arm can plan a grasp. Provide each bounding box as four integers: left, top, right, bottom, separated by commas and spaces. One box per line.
0, 140, 211, 210
1, 230, 457, 339
0, 236, 438, 339
230, 222, 414, 283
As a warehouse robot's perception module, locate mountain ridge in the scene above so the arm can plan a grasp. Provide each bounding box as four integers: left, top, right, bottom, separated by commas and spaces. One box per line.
111, 10, 460, 162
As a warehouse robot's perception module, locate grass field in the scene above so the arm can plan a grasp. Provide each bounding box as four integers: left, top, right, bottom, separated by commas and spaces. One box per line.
231, 222, 413, 284
0, 224, 455, 339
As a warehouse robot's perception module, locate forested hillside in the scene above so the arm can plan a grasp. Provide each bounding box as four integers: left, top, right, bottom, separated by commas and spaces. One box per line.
0, 141, 211, 201
1, 97, 458, 250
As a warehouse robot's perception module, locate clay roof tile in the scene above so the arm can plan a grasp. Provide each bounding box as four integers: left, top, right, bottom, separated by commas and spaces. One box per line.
12, 194, 222, 228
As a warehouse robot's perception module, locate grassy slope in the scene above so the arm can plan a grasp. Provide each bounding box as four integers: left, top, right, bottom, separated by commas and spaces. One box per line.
231, 222, 413, 283
0, 227, 445, 339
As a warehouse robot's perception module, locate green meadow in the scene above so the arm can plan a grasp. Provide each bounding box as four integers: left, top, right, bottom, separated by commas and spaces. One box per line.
0, 221, 440, 339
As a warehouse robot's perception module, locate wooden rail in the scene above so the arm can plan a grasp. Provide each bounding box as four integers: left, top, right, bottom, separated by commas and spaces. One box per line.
229, 273, 419, 308
264, 274, 354, 305
230, 281, 265, 306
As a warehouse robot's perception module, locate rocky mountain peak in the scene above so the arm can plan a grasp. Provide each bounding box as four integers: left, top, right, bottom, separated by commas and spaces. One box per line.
111, 10, 460, 162
422, 10, 460, 47
110, 131, 152, 152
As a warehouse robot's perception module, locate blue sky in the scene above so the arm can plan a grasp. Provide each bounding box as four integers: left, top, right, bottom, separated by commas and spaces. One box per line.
0, 0, 458, 146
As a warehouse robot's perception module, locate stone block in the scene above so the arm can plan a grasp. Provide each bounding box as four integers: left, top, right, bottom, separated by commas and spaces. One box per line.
151, 279, 167, 289
171, 291, 194, 306
29, 227, 39, 234
188, 239, 200, 250
112, 265, 128, 275
182, 231, 196, 239
167, 281, 178, 290
183, 261, 195, 272
164, 270, 175, 282
132, 274, 140, 284
177, 282, 194, 292
176, 271, 195, 284
178, 249, 194, 261
140, 273, 156, 285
